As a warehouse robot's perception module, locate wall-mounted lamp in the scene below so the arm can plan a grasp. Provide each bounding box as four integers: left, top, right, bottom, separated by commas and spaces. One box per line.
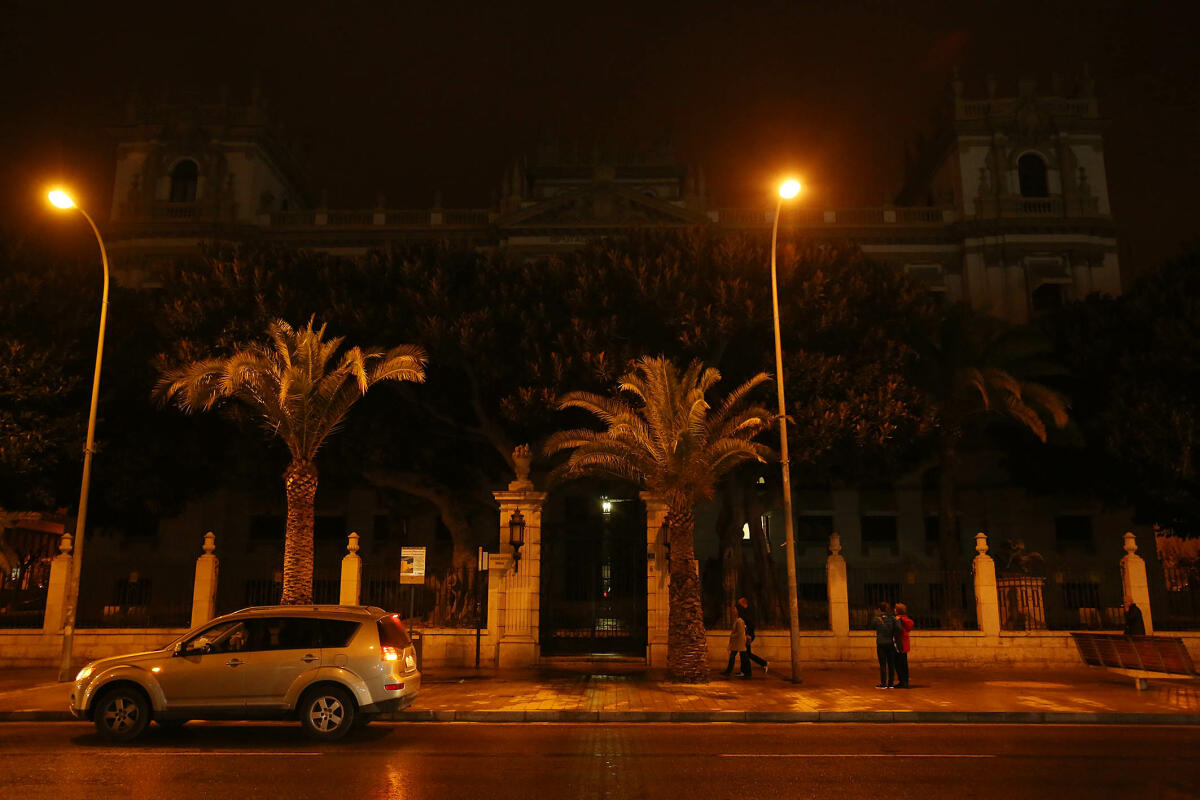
601, 498, 613, 515
508, 509, 526, 574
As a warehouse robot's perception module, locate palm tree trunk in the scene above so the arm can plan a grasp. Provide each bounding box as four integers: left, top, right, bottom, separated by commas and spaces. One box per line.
281, 458, 318, 605
665, 505, 709, 683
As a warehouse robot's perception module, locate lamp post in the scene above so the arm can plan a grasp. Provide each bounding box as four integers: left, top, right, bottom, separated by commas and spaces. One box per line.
47, 189, 110, 683
771, 179, 803, 683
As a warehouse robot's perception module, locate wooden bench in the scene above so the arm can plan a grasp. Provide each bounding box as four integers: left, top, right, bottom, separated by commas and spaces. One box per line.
1070, 632, 1198, 690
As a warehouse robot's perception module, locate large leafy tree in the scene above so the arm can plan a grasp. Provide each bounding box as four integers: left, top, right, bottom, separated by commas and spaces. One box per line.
157, 319, 427, 603
913, 305, 1069, 570
1034, 246, 1200, 536
544, 357, 774, 682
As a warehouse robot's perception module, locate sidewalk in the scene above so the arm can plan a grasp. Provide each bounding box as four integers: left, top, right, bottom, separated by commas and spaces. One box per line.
2, 664, 1197, 724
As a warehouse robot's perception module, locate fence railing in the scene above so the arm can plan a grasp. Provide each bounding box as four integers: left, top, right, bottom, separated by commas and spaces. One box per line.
1042, 569, 1126, 630
361, 565, 487, 628
1154, 564, 1200, 631
848, 566, 977, 631
77, 566, 193, 629
0, 586, 46, 628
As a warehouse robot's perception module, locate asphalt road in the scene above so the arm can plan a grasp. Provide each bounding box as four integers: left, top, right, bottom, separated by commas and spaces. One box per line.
0, 722, 1195, 800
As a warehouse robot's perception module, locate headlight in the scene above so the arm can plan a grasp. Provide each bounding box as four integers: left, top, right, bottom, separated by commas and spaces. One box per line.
74, 665, 94, 682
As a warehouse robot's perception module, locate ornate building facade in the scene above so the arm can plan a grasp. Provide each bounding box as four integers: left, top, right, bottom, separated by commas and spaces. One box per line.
104, 70, 1121, 323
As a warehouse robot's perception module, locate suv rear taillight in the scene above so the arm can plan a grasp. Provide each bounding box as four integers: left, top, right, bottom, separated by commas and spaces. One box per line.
382, 645, 400, 662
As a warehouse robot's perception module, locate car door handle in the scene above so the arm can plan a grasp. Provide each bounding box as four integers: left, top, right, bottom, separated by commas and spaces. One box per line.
300, 654, 319, 663
225, 658, 244, 667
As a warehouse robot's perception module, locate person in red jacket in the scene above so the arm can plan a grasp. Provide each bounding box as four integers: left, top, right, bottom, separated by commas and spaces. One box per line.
894, 602, 916, 689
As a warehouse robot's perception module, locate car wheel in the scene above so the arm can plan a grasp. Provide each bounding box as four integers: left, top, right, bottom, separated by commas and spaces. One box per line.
93, 686, 151, 742
299, 686, 356, 741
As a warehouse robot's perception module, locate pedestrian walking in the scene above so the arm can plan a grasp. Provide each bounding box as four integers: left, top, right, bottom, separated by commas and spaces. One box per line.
870, 601, 899, 689
721, 609, 750, 678
737, 596, 768, 674
894, 602, 915, 689
1123, 601, 1146, 636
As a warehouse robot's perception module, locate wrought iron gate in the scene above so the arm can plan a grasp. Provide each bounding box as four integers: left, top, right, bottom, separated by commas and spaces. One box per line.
540, 495, 646, 656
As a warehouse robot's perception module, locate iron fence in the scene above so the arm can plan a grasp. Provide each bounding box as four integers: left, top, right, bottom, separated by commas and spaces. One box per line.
1153, 563, 1200, 631
0, 586, 46, 628
1042, 568, 1125, 630
362, 564, 487, 628
77, 564, 193, 628
848, 566, 977, 631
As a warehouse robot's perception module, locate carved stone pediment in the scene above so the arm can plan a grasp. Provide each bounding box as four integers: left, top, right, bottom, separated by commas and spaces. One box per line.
498, 186, 706, 229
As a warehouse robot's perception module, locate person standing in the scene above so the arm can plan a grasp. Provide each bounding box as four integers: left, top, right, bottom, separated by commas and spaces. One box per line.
721, 608, 750, 678
893, 602, 915, 689
737, 596, 768, 674
870, 601, 899, 689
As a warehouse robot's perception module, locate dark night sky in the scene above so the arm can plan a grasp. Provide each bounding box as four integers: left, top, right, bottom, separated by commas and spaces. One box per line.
2, 0, 1196, 274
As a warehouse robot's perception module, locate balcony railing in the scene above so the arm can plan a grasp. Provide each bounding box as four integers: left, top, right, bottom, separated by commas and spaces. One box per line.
998, 196, 1063, 217
715, 206, 955, 228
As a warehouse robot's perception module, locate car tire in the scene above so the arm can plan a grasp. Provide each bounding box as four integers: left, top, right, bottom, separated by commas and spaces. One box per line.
298, 685, 356, 741
93, 686, 151, 743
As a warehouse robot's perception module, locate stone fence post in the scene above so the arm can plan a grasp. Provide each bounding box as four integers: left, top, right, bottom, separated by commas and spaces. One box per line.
190, 531, 219, 628
42, 533, 74, 633
826, 533, 850, 637
1120, 531, 1154, 634
340, 532, 363, 606
973, 532, 1001, 638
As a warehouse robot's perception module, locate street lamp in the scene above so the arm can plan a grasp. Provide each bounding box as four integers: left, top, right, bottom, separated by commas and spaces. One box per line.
770, 178, 803, 683
508, 509, 526, 574
46, 189, 110, 683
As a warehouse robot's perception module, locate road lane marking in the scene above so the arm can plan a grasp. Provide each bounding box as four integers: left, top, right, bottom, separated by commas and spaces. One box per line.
719, 753, 996, 758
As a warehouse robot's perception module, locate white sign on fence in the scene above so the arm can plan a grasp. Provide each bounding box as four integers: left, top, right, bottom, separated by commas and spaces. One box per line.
400, 546, 426, 585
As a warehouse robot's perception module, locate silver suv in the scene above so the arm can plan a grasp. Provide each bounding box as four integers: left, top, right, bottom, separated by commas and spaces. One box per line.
70, 605, 420, 742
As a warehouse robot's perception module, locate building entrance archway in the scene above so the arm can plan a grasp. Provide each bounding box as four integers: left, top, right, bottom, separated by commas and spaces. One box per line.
539, 484, 647, 656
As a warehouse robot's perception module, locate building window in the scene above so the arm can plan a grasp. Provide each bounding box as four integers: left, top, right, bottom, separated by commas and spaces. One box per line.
1017, 153, 1049, 198
1055, 516, 1094, 554
797, 515, 834, 548
860, 515, 899, 556
169, 159, 199, 203
924, 515, 962, 556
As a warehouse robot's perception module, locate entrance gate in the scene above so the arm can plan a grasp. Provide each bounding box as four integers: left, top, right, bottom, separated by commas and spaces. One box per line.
539, 494, 646, 656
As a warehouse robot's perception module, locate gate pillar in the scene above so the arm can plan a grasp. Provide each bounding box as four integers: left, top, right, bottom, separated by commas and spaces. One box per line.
490, 446, 546, 667
642, 493, 670, 667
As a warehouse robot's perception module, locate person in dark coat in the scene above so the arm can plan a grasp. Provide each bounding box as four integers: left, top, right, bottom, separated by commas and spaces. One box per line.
1123, 601, 1146, 635
870, 601, 899, 689
737, 596, 768, 674
893, 602, 915, 689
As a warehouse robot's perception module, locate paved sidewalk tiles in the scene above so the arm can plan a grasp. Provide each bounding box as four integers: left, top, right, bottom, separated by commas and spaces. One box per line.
1, 665, 1197, 724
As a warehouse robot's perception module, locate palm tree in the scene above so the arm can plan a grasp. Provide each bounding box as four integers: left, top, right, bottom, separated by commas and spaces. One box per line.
916, 306, 1069, 571
544, 356, 774, 682
157, 319, 426, 604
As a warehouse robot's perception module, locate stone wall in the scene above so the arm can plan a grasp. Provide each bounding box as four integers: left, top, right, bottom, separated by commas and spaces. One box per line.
705, 629, 1200, 668
0, 629, 186, 668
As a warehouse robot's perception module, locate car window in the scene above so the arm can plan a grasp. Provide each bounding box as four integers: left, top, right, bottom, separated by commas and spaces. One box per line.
183, 621, 249, 655
319, 619, 360, 648
242, 617, 322, 652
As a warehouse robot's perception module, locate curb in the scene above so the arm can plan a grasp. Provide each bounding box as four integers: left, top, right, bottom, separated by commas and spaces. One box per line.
3, 709, 1198, 725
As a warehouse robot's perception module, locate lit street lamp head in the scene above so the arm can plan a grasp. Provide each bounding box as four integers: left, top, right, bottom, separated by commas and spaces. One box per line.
778, 179, 801, 200
48, 189, 76, 209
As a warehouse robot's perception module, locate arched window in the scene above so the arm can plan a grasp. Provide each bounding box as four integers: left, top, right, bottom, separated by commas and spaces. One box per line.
169, 160, 199, 203
1017, 153, 1049, 198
